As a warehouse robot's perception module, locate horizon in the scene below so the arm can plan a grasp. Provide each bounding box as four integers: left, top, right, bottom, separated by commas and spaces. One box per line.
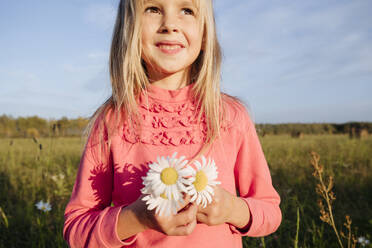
2, 113, 371, 125
1, 0, 371, 123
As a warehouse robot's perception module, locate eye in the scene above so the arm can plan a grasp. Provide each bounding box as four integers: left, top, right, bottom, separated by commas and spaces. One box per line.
145, 6, 161, 14
181, 8, 194, 16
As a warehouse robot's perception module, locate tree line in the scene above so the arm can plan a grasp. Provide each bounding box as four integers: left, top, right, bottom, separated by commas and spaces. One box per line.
0, 114, 370, 138
256, 122, 372, 136
0, 115, 88, 138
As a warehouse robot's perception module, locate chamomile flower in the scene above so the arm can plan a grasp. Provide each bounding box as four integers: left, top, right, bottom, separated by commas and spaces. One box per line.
142, 152, 191, 202
186, 156, 220, 208
35, 200, 52, 212
358, 237, 370, 247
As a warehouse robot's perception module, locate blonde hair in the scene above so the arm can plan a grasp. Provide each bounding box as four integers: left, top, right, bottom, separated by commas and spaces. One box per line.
84, 0, 224, 161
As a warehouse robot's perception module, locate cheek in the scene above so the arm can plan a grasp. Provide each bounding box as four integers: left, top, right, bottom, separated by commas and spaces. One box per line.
141, 27, 150, 44
141, 30, 154, 58
141, 22, 157, 43
186, 27, 203, 50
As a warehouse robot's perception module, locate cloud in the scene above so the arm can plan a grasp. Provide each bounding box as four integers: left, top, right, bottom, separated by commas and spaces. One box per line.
83, 3, 116, 31
217, 1, 372, 82
215, 0, 372, 122
2, 0, 370, 123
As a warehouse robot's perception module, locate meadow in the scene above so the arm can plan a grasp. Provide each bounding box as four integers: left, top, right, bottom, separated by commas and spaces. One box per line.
0, 134, 371, 247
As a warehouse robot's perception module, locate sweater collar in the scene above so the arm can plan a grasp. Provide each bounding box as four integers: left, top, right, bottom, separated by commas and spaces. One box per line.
143, 83, 195, 103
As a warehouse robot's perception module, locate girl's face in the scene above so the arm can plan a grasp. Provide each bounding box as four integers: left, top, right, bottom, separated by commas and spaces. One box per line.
140, 0, 203, 82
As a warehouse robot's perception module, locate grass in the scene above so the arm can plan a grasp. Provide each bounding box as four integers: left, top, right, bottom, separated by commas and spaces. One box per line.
0, 134, 371, 247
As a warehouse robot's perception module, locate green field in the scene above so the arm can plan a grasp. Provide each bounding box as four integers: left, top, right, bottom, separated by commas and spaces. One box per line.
0, 135, 371, 247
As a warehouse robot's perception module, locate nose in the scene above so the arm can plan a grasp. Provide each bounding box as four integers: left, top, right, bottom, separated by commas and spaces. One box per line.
158, 13, 179, 34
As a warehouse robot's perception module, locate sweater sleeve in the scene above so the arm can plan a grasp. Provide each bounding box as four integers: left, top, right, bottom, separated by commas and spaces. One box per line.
63, 119, 136, 247
229, 107, 282, 237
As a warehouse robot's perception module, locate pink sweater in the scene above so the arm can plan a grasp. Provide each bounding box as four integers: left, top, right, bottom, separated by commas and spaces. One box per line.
63, 83, 281, 248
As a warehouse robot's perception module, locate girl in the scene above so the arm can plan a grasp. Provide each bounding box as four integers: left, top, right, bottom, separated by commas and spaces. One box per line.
63, 0, 281, 247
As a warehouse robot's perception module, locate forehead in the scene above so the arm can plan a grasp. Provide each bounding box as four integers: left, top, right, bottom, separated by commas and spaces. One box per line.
142, 0, 200, 7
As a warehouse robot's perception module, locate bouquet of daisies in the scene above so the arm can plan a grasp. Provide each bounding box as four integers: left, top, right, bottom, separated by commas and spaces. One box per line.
141, 153, 220, 216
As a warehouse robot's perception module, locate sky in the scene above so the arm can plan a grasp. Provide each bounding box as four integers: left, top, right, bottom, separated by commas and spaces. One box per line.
0, 0, 371, 123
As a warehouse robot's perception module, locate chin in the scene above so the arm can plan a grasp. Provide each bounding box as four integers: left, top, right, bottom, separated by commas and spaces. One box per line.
157, 66, 185, 75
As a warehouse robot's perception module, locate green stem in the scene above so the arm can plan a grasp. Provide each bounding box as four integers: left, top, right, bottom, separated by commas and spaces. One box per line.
261, 237, 266, 248
294, 207, 300, 248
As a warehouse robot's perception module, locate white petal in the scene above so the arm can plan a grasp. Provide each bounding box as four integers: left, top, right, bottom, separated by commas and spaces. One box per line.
190, 193, 197, 202
159, 201, 167, 216
161, 157, 168, 166
205, 185, 214, 195
153, 183, 165, 196
171, 152, 178, 159
177, 181, 187, 193
205, 191, 212, 204
148, 203, 157, 211
194, 160, 201, 170
178, 169, 191, 177
142, 195, 151, 201
183, 179, 193, 186
171, 186, 179, 201
201, 156, 206, 167
189, 188, 197, 195
165, 206, 171, 216
196, 194, 202, 205
148, 200, 159, 210
149, 164, 162, 173
202, 195, 207, 206
162, 187, 169, 200
155, 206, 160, 215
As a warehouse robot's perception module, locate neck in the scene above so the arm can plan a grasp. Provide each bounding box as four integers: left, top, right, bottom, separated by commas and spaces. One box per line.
148, 69, 191, 90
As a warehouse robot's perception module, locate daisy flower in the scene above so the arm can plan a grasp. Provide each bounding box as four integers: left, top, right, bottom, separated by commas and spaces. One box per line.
358, 237, 370, 247
142, 153, 191, 201
35, 200, 52, 212
186, 156, 220, 208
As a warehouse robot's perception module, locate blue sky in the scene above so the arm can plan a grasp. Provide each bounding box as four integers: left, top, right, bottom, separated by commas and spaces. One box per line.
0, 0, 371, 123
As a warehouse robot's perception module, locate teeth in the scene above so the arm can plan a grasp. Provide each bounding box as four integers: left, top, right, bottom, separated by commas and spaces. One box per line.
158, 45, 182, 50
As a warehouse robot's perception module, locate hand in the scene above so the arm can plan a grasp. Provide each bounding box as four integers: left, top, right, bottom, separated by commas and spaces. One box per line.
138, 194, 198, 236
196, 186, 251, 229
196, 186, 234, 226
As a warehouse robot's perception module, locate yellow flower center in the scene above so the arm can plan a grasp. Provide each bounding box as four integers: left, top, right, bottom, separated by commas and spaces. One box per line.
160, 168, 178, 185
193, 170, 208, 192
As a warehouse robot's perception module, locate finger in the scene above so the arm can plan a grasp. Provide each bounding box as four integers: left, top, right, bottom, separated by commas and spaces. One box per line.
172, 218, 197, 236
197, 203, 210, 214
177, 194, 191, 212
174, 203, 197, 227
196, 212, 209, 224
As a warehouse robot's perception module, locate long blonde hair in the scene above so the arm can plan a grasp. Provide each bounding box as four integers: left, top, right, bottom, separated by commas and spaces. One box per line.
84, 0, 224, 160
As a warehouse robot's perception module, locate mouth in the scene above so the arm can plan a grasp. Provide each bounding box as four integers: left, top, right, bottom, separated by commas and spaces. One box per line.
155, 41, 184, 54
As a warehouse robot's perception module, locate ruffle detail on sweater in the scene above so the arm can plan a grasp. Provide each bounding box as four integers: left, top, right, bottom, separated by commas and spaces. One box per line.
122, 101, 208, 146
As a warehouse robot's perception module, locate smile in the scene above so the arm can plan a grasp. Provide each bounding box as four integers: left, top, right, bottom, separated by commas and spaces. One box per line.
156, 41, 184, 55
158, 44, 182, 50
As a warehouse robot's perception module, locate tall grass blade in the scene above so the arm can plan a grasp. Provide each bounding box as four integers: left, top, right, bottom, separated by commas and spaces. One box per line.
294, 207, 300, 248
0, 206, 8, 228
